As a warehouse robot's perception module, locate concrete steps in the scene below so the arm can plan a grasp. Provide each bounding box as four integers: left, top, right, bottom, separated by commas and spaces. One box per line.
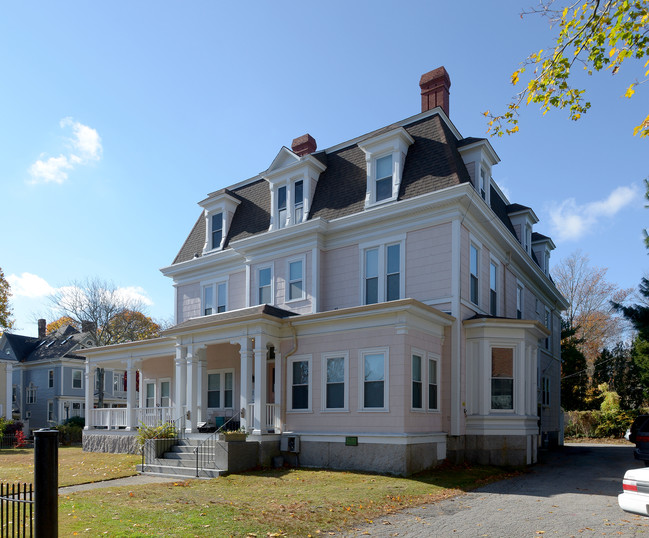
139, 438, 225, 479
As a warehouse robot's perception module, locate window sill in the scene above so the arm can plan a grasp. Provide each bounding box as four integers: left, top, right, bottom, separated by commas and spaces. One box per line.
286, 409, 312, 414
284, 297, 307, 305
358, 408, 389, 413
365, 196, 397, 209
321, 408, 349, 413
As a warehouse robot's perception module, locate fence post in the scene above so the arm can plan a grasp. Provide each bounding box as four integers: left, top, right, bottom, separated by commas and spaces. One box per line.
34, 429, 59, 538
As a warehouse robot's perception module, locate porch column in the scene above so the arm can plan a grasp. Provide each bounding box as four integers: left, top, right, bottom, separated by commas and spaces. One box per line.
5, 363, 12, 419
274, 351, 282, 434
196, 348, 207, 424
234, 337, 253, 431
186, 346, 198, 433
125, 359, 137, 431
175, 345, 187, 423
253, 335, 267, 435
84, 362, 95, 430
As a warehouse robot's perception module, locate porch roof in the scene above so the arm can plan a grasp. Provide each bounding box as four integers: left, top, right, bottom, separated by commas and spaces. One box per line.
161, 304, 298, 335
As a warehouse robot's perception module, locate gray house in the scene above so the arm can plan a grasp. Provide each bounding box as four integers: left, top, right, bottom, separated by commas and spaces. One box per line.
0, 320, 127, 431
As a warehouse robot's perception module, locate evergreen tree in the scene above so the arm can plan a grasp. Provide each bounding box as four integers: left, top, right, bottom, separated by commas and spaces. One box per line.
561, 321, 589, 410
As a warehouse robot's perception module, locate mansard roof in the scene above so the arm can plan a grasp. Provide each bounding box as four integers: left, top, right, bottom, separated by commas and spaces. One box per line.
172, 111, 473, 265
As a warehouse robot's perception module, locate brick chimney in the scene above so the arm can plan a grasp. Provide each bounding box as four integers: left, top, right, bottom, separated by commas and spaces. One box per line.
38, 318, 46, 339
291, 134, 317, 157
81, 320, 97, 334
419, 66, 451, 116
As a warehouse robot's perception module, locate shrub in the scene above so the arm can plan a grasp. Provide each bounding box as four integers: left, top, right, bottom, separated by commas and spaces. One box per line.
135, 422, 177, 447
4, 421, 24, 435
56, 423, 83, 445
62, 416, 85, 428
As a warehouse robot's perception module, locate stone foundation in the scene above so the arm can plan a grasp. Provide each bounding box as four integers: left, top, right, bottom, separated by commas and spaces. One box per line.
462, 434, 537, 466
83, 431, 140, 454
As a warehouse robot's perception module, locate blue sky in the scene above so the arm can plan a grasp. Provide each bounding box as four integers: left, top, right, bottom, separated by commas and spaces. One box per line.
2, 1, 646, 336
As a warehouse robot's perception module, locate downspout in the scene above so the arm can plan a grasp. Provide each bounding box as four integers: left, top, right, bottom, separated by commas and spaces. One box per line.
280, 321, 298, 434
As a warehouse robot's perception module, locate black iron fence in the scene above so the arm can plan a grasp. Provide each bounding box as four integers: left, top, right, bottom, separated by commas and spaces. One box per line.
0, 482, 33, 537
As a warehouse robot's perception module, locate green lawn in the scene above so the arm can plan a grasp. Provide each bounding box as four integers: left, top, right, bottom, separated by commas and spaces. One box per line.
0, 447, 140, 487
59, 464, 516, 536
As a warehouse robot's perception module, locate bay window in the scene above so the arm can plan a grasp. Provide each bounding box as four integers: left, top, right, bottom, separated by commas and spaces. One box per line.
324, 354, 347, 410
361, 349, 388, 410
491, 347, 514, 410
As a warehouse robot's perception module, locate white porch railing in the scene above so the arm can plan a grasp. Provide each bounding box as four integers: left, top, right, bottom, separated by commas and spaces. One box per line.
136, 407, 175, 427
89, 408, 128, 429
88, 407, 175, 429
247, 403, 281, 433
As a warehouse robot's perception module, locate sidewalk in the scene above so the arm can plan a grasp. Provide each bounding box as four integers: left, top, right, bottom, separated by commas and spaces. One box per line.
59, 474, 183, 495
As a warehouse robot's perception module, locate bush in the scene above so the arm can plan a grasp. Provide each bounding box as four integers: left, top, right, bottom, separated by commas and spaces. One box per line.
4, 421, 24, 435
55, 423, 83, 445
135, 422, 177, 447
62, 416, 85, 428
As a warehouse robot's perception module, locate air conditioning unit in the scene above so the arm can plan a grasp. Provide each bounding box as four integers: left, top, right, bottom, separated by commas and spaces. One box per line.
280, 435, 300, 453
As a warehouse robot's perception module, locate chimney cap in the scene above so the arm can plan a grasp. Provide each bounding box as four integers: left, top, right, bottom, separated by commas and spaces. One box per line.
291, 134, 317, 157
419, 66, 451, 89
419, 66, 451, 116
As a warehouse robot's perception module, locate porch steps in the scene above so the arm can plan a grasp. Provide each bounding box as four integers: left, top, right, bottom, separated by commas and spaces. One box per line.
138, 439, 226, 479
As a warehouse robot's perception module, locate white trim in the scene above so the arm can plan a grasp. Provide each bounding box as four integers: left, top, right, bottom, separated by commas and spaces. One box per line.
427, 353, 440, 412
158, 377, 172, 408
321, 351, 349, 412
410, 348, 425, 411
285, 255, 306, 303
359, 235, 405, 305
285, 431, 448, 446
206, 368, 235, 410
72, 368, 84, 390
358, 347, 389, 412
201, 277, 229, 316
490, 345, 516, 413
469, 242, 480, 306
255, 263, 275, 306
287, 354, 312, 413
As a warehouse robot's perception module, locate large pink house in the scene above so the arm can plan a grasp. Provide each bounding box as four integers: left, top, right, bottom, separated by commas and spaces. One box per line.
82, 67, 567, 475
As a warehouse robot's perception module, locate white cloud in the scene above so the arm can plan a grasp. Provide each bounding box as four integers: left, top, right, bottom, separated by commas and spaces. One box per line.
548, 184, 640, 242
7, 273, 56, 298
28, 118, 102, 185
115, 286, 154, 306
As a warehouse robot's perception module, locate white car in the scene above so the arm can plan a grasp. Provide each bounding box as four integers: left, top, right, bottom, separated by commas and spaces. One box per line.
619, 467, 649, 516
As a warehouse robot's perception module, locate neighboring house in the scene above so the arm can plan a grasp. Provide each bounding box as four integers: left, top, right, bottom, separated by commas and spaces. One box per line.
0, 320, 106, 430
82, 66, 568, 474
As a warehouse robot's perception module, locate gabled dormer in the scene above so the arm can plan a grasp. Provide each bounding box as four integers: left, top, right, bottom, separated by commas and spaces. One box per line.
263, 134, 326, 231
358, 127, 414, 208
457, 137, 500, 206
507, 204, 539, 255
198, 189, 241, 253
532, 233, 556, 276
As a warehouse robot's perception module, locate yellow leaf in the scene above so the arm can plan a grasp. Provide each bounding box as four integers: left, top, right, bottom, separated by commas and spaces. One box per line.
609, 47, 617, 58
624, 84, 636, 98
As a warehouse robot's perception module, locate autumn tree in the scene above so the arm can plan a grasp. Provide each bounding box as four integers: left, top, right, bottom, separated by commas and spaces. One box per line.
552, 250, 632, 367
48, 278, 161, 406
46, 316, 79, 335
486, 0, 649, 137
593, 342, 645, 408
0, 267, 15, 335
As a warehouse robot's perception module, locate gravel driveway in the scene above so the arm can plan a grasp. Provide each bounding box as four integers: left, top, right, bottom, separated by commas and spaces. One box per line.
345, 443, 649, 537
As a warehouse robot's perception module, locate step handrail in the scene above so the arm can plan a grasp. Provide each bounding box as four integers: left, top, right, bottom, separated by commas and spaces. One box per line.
194, 411, 241, 477
141, 415, 187, 471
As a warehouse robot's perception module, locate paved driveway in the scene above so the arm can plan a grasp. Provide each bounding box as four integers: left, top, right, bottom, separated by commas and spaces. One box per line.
345, 444, 649, 537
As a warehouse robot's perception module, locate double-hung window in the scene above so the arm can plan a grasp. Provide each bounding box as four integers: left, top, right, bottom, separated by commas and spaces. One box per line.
363, 242, 402, 305
544, 308, 552, 351
470, 244, 479, 305
160, 380, 171, 408
72, 369, 83, 390
26, 384, 37, 404
288, 357, 311, 411
287, 260, 304, 301
203, 282, 227, 315
47, 401, 54, 421
258, 267, 272, 305
277, 186, 287, 229
211, 213, 223, 249
491, 348, 514, 410
145, 382, 155, 408
207, 370, 234, 409
516, 284, 524, 319
375, 155, 393, 202
361, 349, 388, 410
489, 262, 498, 316
294, 180, 304, 224
479, 168, 487, 200
412, 353, 423, 409
428, 357, 439, 411
323, 354, 347, 410
542, 376, 550, 407
113, 371, 126, 393
48, 369, 54, 389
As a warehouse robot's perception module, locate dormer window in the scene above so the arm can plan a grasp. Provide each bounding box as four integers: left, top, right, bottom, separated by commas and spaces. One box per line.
198, 190, 241, 254
278, 186, 287, 229
294, 180, 304, 223
359, 128, 414, 208
479, 168, 487, 201
211, 213, 223, 250
375, 155, 393, 202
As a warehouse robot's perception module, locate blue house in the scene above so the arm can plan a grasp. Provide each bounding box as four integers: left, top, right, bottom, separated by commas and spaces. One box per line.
0, 319, 125, 431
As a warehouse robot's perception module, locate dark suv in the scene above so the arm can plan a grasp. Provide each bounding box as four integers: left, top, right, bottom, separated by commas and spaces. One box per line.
629, 415, 649, 466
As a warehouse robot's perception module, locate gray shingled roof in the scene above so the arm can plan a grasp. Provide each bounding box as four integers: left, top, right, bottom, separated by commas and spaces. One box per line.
2, 328, 88, 363
172, 113, 473, 265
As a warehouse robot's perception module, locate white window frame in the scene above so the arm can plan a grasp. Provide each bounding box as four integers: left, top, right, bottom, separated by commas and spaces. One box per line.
207, 369, 235, 410
113, 371, 126, 393
490, 346, 515, 412
516, 282, 524, 320
287, 355, 312, 413
428, 354, 440, 412
256, 265, 274, 305
360, 238, 405, 305
211, 212, 224, 250
411, 349, 425, 411
358, 128, 414, 208
470, 243, 480, 306
359, 347, 389, 412
48, 369, 54, 389
202, 279, 228, 316
47, 400, 54, 422
293, 179, 304, 225
144, 380, 156, 408
158, 378, 172, 408
489, 260, 498, 316
286, 256, 306, 303
26, 383, 37, 405
479, 167, 487, 200
72, 369, 83, 390
321, 352, 349, 412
